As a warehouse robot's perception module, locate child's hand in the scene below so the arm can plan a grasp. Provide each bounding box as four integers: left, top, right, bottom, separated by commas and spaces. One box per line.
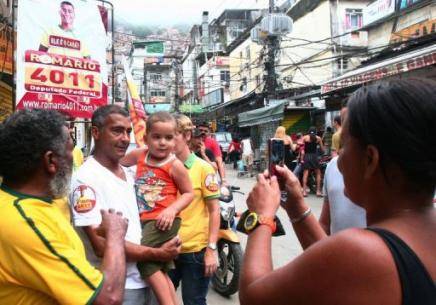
156, 207, 177, 231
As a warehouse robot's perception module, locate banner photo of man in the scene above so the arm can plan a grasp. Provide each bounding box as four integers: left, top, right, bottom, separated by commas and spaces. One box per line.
16, 0, 109, 118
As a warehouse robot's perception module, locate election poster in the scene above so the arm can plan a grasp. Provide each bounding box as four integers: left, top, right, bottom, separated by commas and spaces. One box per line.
122, 56, 147, 147
16, 0, 109, 118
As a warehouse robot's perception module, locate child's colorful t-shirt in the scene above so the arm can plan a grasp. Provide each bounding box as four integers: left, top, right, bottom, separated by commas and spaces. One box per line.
135, 152, 178, 221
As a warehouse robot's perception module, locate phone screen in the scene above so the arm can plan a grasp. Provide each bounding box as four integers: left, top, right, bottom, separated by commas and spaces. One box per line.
268, 138, 285, 176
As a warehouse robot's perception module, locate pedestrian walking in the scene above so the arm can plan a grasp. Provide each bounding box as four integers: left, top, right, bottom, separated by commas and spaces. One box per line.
274, 126, 296, 170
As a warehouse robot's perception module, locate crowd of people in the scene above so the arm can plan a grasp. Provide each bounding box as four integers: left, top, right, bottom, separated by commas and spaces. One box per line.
0, 78, 434, 305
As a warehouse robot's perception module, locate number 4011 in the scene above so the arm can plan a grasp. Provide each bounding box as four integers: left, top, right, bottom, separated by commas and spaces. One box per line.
30, 67, 95, 88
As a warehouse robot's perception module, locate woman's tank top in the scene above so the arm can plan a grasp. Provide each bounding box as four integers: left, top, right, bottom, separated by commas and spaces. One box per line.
367, 228, 436, 305
305, 140, 318, 154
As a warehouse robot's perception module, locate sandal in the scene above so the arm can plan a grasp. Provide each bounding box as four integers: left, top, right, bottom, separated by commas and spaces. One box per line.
302, 190, 308, 197
316, 192, 323, 197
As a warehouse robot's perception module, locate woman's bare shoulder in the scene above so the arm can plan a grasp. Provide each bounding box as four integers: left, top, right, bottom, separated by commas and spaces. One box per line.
273, 228, 401, 304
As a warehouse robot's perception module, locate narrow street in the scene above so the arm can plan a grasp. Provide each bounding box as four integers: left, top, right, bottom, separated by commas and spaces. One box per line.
204, 165, 324, 305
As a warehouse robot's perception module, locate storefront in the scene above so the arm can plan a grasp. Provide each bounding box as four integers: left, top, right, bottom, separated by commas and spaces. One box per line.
321, 43, 436, 101
238, 101, 285, 152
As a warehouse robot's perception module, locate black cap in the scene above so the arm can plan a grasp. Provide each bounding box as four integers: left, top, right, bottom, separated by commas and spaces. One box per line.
192, 128, 205, 138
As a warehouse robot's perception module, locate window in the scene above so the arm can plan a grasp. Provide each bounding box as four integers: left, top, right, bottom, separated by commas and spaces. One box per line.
245, 46, 251, 62
150, 90, 166, 97
150, 73, 162, 81
220, 70, 230, 82
240, 77, 247, 92
336, 58, 348, 73
255, 75, 261, 86
345, 9, 363, 30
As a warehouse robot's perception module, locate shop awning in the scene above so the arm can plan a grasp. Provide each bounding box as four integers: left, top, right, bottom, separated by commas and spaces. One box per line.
321, 44, 436, 94
208, 90, 257, 112
238, 101, 285, 127
179, 103, 204, 114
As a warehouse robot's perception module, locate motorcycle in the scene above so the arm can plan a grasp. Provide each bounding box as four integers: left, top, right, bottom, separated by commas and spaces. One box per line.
212, 184, 244, 297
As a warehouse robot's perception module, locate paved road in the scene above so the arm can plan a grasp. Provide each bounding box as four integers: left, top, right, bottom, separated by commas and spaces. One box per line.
201, 166, 324, 305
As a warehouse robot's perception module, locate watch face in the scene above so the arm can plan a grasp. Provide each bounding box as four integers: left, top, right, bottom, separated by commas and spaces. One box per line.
244, 213, 258, 231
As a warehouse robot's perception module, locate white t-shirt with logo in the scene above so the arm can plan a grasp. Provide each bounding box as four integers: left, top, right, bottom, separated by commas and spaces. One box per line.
69, 157, 145, 289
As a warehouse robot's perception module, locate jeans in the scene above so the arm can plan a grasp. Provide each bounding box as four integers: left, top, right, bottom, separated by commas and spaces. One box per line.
123, 287, 157, 305
168, 250, 210, 305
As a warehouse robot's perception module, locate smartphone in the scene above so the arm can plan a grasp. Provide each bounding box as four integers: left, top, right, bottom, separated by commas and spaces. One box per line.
268, 138, 285, 177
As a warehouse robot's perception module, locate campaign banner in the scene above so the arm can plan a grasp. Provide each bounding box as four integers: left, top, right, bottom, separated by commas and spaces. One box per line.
16, 0, 109, 118
122, 56, 147, 147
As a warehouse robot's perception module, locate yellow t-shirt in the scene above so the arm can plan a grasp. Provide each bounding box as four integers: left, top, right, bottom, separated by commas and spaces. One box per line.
331, 130, 342, 152
0, 185, 103, 305
40, 25, 90, 58
179, 153, 220, 253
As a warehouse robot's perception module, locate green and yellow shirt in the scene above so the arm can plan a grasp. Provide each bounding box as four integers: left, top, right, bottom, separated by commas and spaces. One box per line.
0, 185, 103, 305
179, 153, 220, 253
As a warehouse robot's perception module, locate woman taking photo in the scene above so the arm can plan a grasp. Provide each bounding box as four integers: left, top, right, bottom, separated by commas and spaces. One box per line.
240, 79, 436, 305
301, 126, 324, 197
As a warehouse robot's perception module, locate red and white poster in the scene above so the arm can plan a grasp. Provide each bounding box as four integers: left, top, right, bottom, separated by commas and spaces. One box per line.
16, 0, 109, 118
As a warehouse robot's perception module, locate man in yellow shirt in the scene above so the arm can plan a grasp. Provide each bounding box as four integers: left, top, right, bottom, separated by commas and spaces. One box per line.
0, 109, 128, 305
170, 114, 220, 305
39, 1, 90, 59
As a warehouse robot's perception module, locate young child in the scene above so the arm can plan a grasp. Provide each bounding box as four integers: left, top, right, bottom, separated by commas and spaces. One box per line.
135, 111, 194, 305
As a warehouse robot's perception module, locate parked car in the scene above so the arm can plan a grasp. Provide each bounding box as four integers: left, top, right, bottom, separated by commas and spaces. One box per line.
214, 131, 232, 160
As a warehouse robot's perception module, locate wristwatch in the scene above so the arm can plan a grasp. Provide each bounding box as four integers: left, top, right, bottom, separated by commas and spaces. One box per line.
243, 212, 276, 234
207, 242, 217, 251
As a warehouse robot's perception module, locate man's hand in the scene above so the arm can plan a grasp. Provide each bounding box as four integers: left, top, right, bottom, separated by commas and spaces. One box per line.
156, 207, 177, 231
153, 236, 181, 262
100, 209, 128, 242
204, 248, 218, 277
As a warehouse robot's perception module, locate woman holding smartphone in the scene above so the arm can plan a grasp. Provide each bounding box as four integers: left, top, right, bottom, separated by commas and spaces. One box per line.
239, 79, 436, 305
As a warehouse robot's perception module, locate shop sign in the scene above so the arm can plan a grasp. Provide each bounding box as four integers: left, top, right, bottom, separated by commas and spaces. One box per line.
390, 18, 436, 44
363, 0, 395, 26
321, 50, 436, 94
398, 0, 425, 10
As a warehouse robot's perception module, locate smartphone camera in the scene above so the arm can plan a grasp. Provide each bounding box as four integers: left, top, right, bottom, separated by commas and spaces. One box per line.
268, 138, 285, 177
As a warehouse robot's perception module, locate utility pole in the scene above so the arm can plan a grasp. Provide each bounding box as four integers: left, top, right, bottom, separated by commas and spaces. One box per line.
264, 0, 279, 106
143, 63, 148, 104
173, 59, 180, 112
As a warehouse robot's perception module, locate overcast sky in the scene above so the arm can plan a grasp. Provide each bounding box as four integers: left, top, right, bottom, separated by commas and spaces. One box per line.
112, 0, 283, 26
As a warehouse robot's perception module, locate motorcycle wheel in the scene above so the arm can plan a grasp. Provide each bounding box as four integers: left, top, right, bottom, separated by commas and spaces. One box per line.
212, 240, 243, 296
